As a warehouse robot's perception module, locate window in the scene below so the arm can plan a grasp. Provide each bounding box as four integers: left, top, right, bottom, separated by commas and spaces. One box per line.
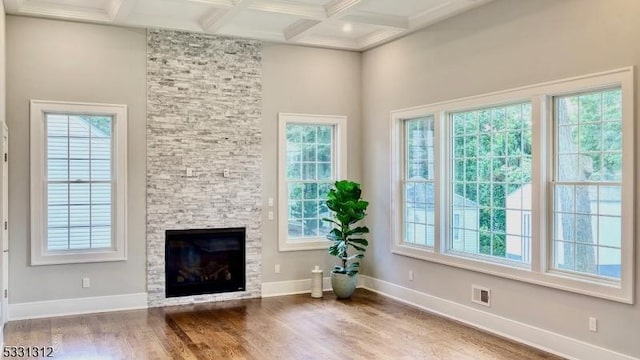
391, 68, 634, 302
30, 100, 128, 265
552, 89, 623, 280
403, 117, 435, 247
450, 103, 532, 261
278, 113, 346, 251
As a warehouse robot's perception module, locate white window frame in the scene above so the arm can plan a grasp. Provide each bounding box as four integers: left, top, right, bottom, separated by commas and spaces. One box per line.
278, 113, 347, 251
30, 100, 128, 265
390, 67, 634, 303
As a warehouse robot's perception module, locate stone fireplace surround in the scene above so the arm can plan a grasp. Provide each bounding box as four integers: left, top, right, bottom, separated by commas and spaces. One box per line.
146, 29, 262, 307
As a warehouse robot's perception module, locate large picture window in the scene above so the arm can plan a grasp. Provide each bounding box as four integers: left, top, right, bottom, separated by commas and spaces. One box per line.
278, 113, 347, 251
30, 100, 128, 265
391, 68, 634, 302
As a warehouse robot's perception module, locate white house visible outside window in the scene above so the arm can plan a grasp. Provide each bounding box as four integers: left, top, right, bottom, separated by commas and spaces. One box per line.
403, 117, 436, 247
30, 101, 128, 265
390, 68, 634, 302
278, 113, 347, 251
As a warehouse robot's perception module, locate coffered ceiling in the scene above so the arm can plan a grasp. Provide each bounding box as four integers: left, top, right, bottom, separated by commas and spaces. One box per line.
3, 0, 493, 51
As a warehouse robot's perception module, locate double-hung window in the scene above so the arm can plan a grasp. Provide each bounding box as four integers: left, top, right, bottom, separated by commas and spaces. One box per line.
391, 68, 634, 302
30, 100, 128, 265
552, 89, 625, 280
278, 113, 347, 251
403, 117, 436, 247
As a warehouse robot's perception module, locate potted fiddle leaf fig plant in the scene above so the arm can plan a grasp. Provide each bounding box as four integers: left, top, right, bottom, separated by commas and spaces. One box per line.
322, 180, 369, 299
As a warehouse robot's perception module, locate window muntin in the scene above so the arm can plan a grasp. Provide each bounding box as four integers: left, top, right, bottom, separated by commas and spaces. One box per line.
552, 88, 623, 280
403, 117, 435, 247
449, 103, 532, 263
46, 113, 114, 251
286, 124, 334, 239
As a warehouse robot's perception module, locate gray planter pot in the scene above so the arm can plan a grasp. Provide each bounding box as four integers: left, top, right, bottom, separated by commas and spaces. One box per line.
331, 272, 358, 299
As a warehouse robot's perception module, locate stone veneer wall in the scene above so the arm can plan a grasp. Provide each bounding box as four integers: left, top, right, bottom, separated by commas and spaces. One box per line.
146, 29, 262, 307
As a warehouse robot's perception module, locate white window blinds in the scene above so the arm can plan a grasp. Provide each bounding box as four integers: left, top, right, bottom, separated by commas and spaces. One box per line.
46, 114, 113, 250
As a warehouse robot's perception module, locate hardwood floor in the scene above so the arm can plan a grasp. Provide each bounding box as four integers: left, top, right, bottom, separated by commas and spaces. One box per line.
4, 289, 561, 359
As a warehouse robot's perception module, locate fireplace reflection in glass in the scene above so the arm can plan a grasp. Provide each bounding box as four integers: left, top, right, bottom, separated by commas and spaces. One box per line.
165, 227, 245, 298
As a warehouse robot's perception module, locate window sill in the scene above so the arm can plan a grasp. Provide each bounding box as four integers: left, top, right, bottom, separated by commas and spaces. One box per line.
278, 238, 330, 252
391, 242, 632, 304
31, 249, 127, 266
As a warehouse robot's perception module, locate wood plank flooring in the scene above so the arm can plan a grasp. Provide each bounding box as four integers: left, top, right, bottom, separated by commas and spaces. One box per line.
4, 289, 561, 359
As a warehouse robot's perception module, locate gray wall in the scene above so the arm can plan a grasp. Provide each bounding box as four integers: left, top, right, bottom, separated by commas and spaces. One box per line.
361, 0, 640, 357
261, 43, 362, 282
5, 16, 363, 302
6, 16, 147, 303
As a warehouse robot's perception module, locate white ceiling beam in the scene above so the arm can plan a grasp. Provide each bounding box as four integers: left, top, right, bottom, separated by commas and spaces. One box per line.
3, 0, 24, 13
342, 10, 408, 30
218, 28, 285, 42
283, 19, 322, 41
106, 0, 137, 22
199, 0, 253, 33
249, 0, 326, 20
15, 2, 111, 22
324, 0, 362, 18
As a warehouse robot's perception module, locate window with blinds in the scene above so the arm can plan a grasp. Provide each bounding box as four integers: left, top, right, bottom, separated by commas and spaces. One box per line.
31, 100, 127, 265
46, 114, 114, 250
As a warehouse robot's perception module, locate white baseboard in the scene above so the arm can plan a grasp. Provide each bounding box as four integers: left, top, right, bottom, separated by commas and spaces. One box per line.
261, 275, 367, 298
261, 277, 333, 297
8, 292, 148, 321
359, 275, 637, 360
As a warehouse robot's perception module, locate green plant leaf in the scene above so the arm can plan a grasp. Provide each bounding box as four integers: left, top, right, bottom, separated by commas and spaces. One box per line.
345, 226, 370, 236
349, 238, 369, 246
349, 243, 366, 252
321, 217, 340, 226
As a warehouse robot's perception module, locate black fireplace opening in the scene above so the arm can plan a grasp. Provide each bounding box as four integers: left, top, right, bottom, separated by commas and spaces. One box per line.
165, 227, 246, 298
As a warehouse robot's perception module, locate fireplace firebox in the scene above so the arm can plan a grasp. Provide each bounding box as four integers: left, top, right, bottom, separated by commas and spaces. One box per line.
165, 227, 246, 298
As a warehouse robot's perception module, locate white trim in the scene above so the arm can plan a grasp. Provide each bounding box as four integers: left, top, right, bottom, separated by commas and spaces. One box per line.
30, 100, 128, 265
359, 276, 638, 360
389, 67, 635, 303
261, 276, 333, 297
8, 293, 148, 321
261, 275, 366, 297
277, 113, 347, 252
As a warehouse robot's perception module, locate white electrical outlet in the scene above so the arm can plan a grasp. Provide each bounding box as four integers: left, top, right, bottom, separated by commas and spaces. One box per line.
268, 198, 274, 207
186, 168, 193, 177
268, 211, 274, 220
408, 270, 414, 281
589, 317, 598, 332
274, 264, 281, 274
82, 277, 90, 288
223, 169, 230, 178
